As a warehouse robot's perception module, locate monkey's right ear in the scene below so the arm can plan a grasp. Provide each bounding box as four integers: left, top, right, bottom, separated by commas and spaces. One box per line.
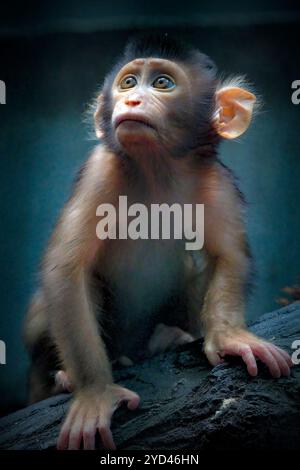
94, 94, 104, 139
213, 87, 256, 139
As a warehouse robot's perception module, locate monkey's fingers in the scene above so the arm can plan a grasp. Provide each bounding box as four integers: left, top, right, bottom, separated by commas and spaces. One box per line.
57, 400, 81, 450
58, 402, 115, 451
220, 339, 293, 378
97, 411, 116, 451
220, 342, 258, 377
252, 342, 292, 377
249, 342, 281, 378
273, 345, 293, 367
93, 386, 140, 450
108, 384, 140, 411
267, 344, 291, 376
82, 416, 97, 450
122, 388, 140, 410
68, 413, 85, 450
204, 344, 225, 366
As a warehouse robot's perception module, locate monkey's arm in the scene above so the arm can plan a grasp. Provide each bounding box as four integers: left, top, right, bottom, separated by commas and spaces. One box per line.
41, 149, 139, 450
199, 164, 292, 377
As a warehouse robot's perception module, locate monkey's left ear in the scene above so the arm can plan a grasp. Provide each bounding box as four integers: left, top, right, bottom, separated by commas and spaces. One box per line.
213, 87, 256, 139
94, 93, 104, 139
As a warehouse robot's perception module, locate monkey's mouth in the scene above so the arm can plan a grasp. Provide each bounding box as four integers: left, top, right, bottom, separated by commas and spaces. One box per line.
115, 114, 155, 130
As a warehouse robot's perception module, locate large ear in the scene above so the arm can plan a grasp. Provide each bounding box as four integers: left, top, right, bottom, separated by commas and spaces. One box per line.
214, 87, 256, 139
94, 93, 104, 139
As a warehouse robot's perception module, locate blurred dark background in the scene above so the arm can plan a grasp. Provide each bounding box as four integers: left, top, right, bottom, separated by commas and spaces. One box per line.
0, 0, 299, 414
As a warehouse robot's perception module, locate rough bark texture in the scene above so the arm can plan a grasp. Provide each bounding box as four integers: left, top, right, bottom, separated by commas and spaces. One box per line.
0, 302, 299, 450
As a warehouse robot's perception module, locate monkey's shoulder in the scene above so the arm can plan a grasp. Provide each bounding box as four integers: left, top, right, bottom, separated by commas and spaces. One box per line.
71, 144, 120, 193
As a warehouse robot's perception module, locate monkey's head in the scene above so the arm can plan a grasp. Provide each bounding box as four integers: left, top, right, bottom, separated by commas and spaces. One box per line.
94, 35, 256, 158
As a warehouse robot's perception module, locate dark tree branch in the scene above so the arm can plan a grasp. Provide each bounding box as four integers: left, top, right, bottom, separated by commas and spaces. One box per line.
0, 302, 300, 450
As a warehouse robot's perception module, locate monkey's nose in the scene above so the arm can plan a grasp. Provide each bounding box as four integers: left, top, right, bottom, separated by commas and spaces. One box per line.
124, 96, 142, 107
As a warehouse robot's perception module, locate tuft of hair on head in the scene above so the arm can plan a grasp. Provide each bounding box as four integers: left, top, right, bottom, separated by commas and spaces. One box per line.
217, 75, 262, 116
124, 32, 196, 62
123, 32, 217, 75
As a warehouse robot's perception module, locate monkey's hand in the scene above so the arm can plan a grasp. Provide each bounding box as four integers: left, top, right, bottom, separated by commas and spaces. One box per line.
204, 328, 293, 378
57, 384, 140, 450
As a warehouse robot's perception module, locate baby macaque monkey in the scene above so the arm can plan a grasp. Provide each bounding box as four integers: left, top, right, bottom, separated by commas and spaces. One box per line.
24, 35, 292, 450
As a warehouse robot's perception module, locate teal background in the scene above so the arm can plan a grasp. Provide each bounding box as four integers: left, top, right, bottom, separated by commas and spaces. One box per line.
0, 0, 299, 413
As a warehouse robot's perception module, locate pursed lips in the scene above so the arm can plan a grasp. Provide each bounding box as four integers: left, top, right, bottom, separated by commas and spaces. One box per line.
115, 114, 155, 130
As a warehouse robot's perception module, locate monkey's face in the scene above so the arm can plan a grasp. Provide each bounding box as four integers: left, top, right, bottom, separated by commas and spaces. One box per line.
109, 58, 205, 156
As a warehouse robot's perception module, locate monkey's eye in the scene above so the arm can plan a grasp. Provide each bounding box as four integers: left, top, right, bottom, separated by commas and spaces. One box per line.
119, 75, 137, 90
152, 75, 175, 90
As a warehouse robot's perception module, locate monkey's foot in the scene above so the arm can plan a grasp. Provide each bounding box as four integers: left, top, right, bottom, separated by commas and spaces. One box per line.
54, 370, 73, 393
116, 355, 134, 367
112, 355, 134, 367
147, 323, 194, 356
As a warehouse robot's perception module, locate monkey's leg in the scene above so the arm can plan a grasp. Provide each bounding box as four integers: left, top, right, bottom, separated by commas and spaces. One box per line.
114, 356, 134, 366
25, 291, 63, 403
27, 340, 64, 403
147, 323, 194, 356
28, 365, 53, 404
